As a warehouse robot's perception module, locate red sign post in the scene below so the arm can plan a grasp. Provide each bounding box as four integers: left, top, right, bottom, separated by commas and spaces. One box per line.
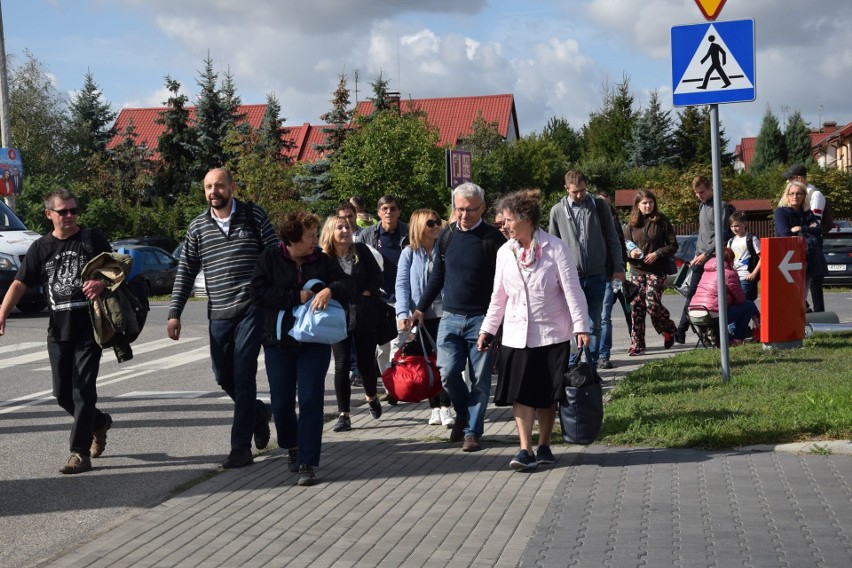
760, 237, 806, 346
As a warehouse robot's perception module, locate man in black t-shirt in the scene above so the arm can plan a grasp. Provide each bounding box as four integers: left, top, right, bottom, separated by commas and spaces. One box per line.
0, 189, 113, 474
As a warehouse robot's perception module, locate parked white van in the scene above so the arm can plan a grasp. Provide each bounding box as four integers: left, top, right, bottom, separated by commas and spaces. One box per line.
0, 200, 46, 312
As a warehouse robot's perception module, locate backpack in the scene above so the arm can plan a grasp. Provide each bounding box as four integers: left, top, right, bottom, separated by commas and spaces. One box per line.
83, 229, 149, 338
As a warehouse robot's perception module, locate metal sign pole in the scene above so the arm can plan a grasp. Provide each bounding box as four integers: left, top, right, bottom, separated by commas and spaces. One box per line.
710, 103, 730, 381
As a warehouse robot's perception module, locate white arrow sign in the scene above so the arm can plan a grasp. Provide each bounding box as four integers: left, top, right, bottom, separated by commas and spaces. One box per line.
778, 250, 803, 283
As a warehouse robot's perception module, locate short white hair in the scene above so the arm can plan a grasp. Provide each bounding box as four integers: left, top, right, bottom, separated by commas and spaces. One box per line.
452, 182, 485, 204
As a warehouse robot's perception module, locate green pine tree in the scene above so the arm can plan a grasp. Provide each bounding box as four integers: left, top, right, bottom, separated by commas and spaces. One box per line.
582, 74, 637, 163
749, 106, 786, 173
155, 76, 197, 199
626, 90, 677, 168
541, 116, 584, 164
784, 110, 813, 165
67, 70, 117, 176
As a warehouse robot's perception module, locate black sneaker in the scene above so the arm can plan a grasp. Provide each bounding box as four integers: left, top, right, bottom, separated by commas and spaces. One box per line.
674, 330, 686, 345
368, 397, 382, 419
59, 452, 92, 474
449, 417, 467, 443
333, 414, 351, 432
535, 445, 555, 465
510, 449, 538, 471
254, 401, 271, 450
598, 357, 613, 370
90, 413, 113, 458
297, 464, 317, 486
287, 448, 298, 472
222, 448, 254, 469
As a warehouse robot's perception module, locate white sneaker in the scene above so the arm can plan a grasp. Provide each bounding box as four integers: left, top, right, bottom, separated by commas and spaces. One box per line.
428, 408, 442, 425
440, 408, 455, 428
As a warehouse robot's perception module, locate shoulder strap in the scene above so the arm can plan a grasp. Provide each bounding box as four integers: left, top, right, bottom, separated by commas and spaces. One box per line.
746, 234, 758, 258
243, 201, 263, 246
439, 222, 457, 261
80, 228, 95, 256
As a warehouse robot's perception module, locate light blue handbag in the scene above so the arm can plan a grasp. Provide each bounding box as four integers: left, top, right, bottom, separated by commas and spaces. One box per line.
279, 279, 347, 344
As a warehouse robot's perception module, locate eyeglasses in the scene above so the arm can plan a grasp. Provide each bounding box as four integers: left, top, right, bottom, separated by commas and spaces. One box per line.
454, 206, 482, 214
380, 206, 398, 213
50, 208, 80, 217
787, 193, 806, 198
426, 219, 440, 228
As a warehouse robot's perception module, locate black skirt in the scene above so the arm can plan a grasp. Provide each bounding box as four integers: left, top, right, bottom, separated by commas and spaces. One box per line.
493, 341, 570, 408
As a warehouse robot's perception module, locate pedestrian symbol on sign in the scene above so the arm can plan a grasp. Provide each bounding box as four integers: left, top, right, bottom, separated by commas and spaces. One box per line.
672, 21, 754, 102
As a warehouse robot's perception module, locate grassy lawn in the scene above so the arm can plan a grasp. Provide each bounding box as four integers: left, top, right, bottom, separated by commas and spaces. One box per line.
597, 334, 852, 450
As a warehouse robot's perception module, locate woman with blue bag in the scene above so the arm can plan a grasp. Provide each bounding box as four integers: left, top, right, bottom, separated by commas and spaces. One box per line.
251, 211, 352, 486
319, 215, 384, 433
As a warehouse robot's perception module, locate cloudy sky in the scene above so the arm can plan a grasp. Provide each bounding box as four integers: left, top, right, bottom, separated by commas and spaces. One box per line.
5, 1, 850, 153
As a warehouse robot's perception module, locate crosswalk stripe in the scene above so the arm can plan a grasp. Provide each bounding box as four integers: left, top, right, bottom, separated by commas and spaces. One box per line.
0, 342, 42, 355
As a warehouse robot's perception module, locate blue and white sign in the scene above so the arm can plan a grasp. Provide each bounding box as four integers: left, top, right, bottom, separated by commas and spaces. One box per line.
671, 19, 755, 106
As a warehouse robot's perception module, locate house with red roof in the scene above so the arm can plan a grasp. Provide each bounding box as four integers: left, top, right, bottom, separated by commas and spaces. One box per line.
734, 120, 852, 172
108, 94, 519, 163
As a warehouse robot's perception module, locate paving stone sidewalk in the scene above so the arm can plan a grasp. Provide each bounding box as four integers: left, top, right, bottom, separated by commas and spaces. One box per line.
46, 340, 852, 568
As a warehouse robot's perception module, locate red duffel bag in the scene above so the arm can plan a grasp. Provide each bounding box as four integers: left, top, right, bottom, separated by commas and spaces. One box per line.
381, 327, 443, 403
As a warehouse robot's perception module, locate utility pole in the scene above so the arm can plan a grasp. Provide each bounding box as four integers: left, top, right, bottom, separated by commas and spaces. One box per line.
0, 0, 14, 210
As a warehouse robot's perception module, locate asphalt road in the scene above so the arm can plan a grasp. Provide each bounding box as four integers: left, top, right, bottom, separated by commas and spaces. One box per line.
1, 291, 850, 568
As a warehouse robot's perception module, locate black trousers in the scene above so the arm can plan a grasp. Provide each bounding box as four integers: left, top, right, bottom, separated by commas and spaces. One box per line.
677, 263, 706, 334
332, 330, 379, 412
47, 336, 108, 456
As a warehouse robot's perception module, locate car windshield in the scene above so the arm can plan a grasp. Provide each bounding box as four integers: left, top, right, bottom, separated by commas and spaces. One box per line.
0, 200, 29, 231
823, 237, 852, 252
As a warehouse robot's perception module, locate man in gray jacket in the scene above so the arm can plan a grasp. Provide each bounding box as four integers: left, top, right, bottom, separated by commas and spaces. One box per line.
549, 170, 625, 368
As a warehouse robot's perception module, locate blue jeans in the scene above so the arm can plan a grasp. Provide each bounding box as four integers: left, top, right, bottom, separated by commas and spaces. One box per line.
263, 342, 331, 467
727, 301, 756, 340
208, 304, 264, 451
599, 280, 615, 360
436, 312, 493, 438
569, 273, 607, 368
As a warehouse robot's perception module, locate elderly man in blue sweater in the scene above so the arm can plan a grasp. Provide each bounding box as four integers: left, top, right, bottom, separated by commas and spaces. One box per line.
411, 182, 506, 452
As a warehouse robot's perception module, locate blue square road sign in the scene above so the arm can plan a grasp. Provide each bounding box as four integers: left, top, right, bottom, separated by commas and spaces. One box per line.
671, 19, 755, 106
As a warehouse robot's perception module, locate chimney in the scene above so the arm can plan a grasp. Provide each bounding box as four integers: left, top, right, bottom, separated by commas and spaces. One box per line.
823, 121, 837, 134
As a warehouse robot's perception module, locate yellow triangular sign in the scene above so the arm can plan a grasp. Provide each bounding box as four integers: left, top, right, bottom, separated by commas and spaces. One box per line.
694, 0, 727, 20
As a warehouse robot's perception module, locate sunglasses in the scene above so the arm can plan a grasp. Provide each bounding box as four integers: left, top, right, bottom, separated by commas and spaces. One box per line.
426, 219, 440, 228
50, 208, 80, 217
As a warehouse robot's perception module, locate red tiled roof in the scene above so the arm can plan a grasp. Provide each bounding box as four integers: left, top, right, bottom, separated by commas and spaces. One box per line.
730, 199, 773, 212
354, 94, 518, 146
108, 104, 268, 153
735, 137, 756, 170
109, 94, 519, 162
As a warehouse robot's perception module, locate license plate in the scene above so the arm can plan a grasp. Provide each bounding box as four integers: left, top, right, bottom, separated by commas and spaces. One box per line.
827, 264, 845, 271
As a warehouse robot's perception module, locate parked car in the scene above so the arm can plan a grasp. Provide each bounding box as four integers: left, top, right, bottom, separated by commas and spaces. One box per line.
0, 200, 46, 312
172, 242, 207, 297
112, 235, 178, 253
112, 244, 179, 296
823, 229, 852, 287
829, 219, 851, 232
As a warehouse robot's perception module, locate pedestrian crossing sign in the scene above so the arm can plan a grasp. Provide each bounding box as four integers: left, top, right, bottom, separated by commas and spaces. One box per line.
671, 19, 755, 106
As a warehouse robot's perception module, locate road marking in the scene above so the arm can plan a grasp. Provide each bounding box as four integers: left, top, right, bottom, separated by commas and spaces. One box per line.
117, 391, 211, 399
0, 342, 42, 355
0, 337, 200, 370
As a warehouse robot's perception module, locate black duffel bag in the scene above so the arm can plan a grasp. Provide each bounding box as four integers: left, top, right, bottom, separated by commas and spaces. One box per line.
559, 346, 604, 445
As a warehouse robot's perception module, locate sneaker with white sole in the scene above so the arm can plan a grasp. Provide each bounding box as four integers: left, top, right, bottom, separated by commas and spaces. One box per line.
428, 408, 442, 425
439, 408, 455, 428
510, 449, 537, 471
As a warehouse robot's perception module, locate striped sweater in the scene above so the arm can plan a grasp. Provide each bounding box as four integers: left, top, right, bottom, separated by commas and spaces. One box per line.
169, 200, 278, 320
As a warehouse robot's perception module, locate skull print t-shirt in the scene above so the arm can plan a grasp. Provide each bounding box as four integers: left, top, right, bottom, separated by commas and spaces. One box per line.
16, 228, 112, 341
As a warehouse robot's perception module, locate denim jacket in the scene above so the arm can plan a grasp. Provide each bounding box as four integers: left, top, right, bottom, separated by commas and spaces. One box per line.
394, 243, 443, 321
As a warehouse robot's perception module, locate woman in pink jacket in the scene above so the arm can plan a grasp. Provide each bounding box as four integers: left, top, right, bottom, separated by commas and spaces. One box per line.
688, 248, 756, 344
478, 189, 590, 472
